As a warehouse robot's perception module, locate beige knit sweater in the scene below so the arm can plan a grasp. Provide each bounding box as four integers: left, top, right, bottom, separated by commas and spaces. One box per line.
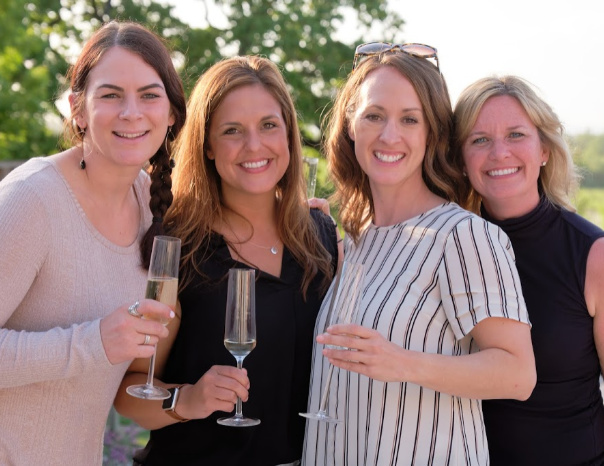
0, 157, 151, 465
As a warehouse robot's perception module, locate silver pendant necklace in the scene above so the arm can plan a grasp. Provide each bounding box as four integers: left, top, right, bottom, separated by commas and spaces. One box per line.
249, 241, 279, 255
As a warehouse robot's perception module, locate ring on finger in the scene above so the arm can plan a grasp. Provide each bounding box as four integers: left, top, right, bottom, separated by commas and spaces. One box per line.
128, 301, 142, 318
143, 334, 151, 345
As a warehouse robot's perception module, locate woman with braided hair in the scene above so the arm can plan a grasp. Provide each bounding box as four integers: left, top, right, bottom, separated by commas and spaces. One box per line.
0, 20, 186, 464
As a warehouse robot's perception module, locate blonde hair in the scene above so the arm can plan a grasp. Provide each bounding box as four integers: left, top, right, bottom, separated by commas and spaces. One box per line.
166, 56, 333, 296
324, 52, 461, 242
452, 75, 580, 213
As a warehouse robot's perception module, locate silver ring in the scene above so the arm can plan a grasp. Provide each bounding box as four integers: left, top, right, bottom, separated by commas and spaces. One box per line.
143, 334, 151, 345
128, 301, 142, 318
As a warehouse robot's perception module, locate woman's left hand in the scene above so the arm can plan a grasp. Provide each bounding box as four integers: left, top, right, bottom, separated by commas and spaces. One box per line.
317, 323, 406, 383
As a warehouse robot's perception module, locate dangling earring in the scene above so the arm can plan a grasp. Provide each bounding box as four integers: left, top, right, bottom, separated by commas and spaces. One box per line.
80, 157, 86, 170
164, 126, 175, 168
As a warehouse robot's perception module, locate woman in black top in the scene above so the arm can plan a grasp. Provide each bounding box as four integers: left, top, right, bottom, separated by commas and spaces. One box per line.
452, 75, 604, 465
115, 56, 339, 465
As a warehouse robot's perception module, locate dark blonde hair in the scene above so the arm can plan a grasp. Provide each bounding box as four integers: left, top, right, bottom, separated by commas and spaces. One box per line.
166, 55, 333, 296
324, 51, 461, 242
452, 75, 579, 213
63, 20, 187, 266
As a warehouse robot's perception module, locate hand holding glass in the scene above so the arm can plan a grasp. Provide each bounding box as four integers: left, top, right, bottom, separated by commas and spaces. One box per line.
127, 236, 181, 400
300, 260, 365, 423
217, 268, 261, 427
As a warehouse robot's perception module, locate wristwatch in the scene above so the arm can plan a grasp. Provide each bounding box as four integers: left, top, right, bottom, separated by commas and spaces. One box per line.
162, 384, 189, 422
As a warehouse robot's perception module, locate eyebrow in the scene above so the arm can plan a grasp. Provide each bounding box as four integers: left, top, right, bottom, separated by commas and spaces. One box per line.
468, 124, 528, 137
95, 83, 165, 92
217, 114, 283, 127
365, 104, 423, 113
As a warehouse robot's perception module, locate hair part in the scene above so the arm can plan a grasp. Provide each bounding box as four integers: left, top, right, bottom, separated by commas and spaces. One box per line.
452, 75, 580, 213
61, 20, 187, 268
166, 55, 334, 296
324, 52, 461, 242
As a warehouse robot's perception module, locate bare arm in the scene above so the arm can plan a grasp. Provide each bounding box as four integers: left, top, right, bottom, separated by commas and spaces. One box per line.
320, 316, 536, 400
585, 237, 604, 375
114, 302, 250, 430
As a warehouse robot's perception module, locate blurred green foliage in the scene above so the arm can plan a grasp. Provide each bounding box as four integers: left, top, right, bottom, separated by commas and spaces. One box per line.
0, 0, 405, 159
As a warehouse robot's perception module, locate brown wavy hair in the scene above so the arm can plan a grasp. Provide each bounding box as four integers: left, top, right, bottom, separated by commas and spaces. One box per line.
63, 20, 187, 267
452, 75, 580, 214
324, 51, 462, 242
166, 56, 333, 296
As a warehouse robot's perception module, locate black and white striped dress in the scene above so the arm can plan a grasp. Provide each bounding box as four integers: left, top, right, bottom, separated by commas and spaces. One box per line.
302, 203, 529, 466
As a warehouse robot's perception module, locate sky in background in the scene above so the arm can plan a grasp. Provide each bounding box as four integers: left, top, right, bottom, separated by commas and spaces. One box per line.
168, 0, 604, 135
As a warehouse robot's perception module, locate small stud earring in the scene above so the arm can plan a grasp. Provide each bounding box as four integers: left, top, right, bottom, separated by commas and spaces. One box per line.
541, 161, 547, 167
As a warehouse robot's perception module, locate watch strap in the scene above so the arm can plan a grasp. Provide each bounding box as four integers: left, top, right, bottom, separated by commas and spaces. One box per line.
163, 384, 190, 422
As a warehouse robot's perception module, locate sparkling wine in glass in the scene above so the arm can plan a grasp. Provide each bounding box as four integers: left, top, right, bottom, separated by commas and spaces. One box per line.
300, 260, 365, 423
217, 268, 261, 427
127, 236, 181, 400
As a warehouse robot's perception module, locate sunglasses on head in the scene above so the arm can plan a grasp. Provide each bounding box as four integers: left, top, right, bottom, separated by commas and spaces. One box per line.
353, 42, 440, 72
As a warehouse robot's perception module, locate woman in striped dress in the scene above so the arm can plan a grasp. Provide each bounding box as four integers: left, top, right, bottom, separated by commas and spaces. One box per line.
302, 44, 537, 465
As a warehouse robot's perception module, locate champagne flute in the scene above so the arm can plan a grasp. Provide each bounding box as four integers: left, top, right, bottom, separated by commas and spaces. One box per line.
303, 156, 319, 199
300, 260, 365, 423
217, 268, 261, 427
127, 235, 181, 400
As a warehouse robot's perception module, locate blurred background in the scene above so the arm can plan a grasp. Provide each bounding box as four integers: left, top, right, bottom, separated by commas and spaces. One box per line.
1, 2, 602, 463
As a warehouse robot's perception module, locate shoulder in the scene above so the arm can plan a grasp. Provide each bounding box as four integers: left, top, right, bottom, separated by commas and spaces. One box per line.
0, 157, 60, 207
310, 208, 336, 232
433, 203, 508, 242
309, 207, 338, 254
560, 208, 604, 240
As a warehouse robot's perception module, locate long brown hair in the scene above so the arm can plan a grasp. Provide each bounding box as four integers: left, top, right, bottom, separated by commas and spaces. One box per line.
324, 51, 461, 242
63, 20, 187, 267
166, 56, 333, 296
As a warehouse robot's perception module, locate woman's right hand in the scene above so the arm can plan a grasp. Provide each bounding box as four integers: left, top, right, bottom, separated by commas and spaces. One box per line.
178, 365, 250, 420
99, 299, 173, 365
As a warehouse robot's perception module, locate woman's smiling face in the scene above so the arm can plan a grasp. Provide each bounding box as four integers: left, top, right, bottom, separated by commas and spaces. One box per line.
348, 66, 428, 197
462, 94, 548, 220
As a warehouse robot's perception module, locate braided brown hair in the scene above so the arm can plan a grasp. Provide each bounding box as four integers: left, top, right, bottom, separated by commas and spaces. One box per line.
63, 20, 186, 268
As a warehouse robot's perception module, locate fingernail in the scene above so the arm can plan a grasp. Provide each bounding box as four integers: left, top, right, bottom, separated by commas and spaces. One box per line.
170, 311, 175, 318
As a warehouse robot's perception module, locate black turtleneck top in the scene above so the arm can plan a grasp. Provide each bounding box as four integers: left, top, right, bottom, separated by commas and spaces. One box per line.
481, 196, 604, 465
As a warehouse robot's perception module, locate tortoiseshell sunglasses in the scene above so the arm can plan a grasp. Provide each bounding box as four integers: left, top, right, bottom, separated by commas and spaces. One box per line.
353, 42, 439, 72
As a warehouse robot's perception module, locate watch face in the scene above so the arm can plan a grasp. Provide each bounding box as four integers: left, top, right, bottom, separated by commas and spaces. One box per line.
162, 387, 177, 410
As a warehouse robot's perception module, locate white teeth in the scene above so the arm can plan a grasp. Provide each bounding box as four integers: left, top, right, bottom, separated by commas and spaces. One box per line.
241, 159, 269, 169
115, 131, 146, 139
488, 167, 519, 176
375, 151, 404, 163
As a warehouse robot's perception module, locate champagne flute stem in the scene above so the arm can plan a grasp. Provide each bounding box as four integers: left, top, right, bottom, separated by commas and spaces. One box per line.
145, 345, 158, 388
234, 356, 245, 417
318, 364, 335, 413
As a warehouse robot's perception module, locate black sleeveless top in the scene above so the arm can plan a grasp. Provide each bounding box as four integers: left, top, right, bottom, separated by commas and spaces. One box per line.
482, 197, 604, 465
137, 209, 337, 466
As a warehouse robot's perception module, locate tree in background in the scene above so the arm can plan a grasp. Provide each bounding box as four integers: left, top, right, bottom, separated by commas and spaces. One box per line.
0, 0, 404, 160
0, 0, 68, 158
